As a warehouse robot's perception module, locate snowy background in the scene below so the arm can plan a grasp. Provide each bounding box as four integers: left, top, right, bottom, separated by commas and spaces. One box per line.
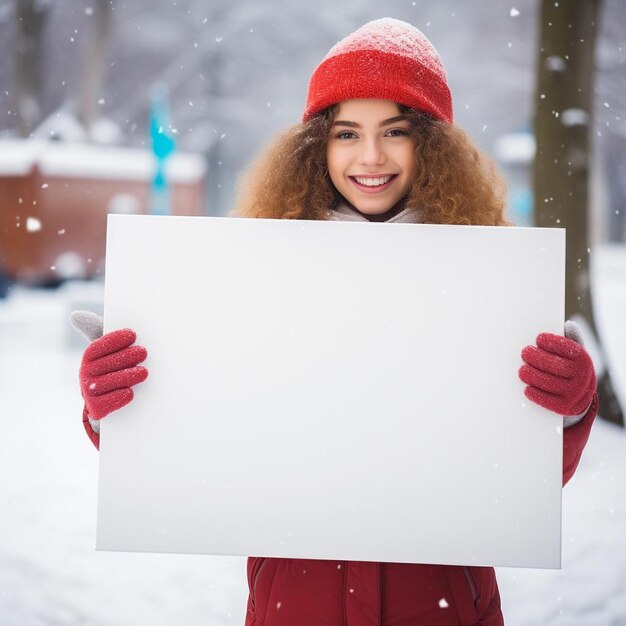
1, 0, 626, 624
0, 246, 624, 626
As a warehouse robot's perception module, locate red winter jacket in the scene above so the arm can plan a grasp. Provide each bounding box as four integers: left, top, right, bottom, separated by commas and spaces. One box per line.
243, 394, 598, 626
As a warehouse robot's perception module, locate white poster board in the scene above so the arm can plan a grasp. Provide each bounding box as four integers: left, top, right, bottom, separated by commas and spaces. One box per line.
98, 214, 565, 568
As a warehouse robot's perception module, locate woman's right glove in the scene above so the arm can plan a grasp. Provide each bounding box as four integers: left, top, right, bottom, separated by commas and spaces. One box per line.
71, 311, 148, 449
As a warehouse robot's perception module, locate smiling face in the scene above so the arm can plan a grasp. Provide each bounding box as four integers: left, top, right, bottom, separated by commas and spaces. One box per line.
326, 99, 417, 216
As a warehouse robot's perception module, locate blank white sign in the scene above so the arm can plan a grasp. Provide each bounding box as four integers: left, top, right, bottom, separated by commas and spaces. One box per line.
98, 214, 565, 568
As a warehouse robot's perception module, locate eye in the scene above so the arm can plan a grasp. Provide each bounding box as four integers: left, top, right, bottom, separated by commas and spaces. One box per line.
334, 130, 357, 140
386, 128, 410, 137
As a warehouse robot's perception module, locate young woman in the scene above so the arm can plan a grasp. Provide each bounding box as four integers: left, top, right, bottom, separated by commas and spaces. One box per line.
74, 18, 598, 626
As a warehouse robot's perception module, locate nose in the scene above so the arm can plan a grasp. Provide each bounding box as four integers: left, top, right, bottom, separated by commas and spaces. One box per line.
359, 137, 385, 167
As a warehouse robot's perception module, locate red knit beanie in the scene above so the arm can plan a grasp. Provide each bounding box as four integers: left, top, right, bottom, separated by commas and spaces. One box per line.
302, 18, 453, 124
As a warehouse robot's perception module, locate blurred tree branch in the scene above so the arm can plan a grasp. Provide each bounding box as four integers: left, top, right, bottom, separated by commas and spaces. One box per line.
533, 0, 623, 426
15, 0, 52, 136
77, 0, 112, 133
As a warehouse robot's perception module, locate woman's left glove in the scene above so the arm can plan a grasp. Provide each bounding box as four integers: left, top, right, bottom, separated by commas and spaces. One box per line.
518, 321, 597, 417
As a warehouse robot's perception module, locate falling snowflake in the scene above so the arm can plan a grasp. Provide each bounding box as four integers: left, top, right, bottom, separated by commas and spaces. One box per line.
26, 217, 42, 232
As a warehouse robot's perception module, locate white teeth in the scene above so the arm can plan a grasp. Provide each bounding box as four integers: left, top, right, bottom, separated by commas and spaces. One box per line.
354, 175, 392, 187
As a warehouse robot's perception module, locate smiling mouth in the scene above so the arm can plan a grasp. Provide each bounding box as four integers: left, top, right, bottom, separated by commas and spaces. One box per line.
349, 175, 398, 192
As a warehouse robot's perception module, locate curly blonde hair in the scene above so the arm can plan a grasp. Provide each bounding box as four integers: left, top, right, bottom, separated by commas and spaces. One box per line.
232, 105, 510, 226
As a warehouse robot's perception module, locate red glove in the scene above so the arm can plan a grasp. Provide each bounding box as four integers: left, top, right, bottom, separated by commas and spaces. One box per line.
519, 332, 596, 416
79, 328, 148, 420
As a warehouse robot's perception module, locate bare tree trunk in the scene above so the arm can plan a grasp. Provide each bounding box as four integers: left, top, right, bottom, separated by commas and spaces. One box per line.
15, 0, 52, 136
77, 0, 113, 134
533, 0, 623, 426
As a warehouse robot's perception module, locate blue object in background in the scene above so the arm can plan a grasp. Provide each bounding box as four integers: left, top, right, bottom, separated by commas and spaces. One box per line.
493, 129, 535, 227
509, 187, 533, 227
0, 269, 10, 298
149, 85, 176, 216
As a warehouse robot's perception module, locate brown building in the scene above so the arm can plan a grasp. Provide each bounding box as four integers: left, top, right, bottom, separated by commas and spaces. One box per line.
0, 139, 206, 284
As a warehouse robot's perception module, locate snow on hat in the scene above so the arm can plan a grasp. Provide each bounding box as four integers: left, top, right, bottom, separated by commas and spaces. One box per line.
302, 18, 453, 123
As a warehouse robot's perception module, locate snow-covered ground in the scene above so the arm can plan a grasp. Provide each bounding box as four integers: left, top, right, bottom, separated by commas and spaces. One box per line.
1, 245, 625, 626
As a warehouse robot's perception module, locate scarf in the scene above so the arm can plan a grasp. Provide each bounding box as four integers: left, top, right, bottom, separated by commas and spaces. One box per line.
325, 201, 425, 224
